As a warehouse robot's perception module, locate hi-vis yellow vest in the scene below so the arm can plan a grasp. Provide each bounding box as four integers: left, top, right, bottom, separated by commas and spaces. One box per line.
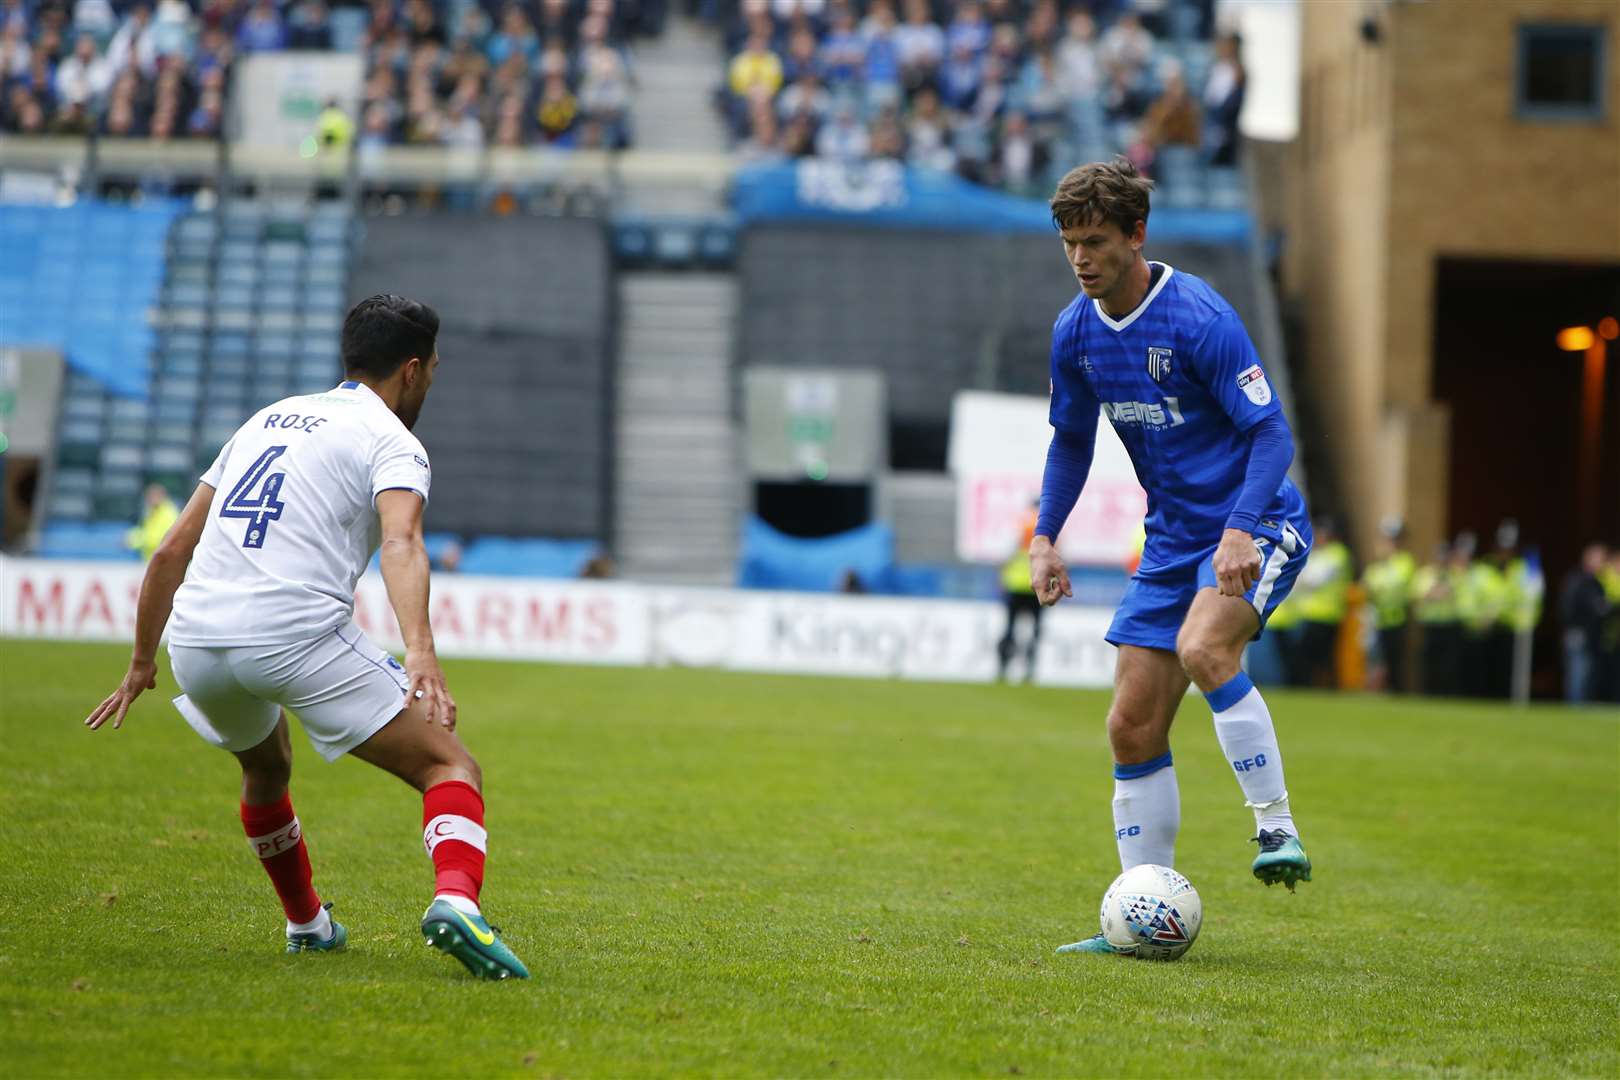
126, 498, 178, 562
1298, 541, 1351, 623
1001, 510, 1039, 594
1363, 551, 1416, 630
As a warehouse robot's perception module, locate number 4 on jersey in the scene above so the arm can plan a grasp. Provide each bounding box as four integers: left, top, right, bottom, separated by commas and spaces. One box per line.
221, 445, 289, 548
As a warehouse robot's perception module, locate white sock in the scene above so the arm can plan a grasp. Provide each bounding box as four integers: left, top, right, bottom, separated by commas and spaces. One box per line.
1111, 754, 1180, 870
435, 893, 481, 916
287, 906, 333, 940
1205, 671, 1297, 836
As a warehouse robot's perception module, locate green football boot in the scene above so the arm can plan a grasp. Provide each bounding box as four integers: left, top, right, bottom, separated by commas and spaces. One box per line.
285, 902, 347, 954
1252, 829, 1312, 891
1055, 933, 1137, 957
421, 899, 530, 980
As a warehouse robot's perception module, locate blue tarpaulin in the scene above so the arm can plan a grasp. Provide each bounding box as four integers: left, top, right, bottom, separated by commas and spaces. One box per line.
737, 515, 896, 593
731, 162, 1251, 244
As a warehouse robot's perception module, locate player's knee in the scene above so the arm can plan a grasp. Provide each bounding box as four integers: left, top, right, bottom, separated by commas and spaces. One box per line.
1106, 703, 1159, 760
1177, 631, 1236, 690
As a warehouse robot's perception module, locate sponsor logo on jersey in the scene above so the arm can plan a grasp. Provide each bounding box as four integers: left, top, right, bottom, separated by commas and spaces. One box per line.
1146, 346, 1173, 383
413, 454, 429, 470
1237, 364, 1273, 406
1078, 354, 1093, 374
1102, 397, 1187, 429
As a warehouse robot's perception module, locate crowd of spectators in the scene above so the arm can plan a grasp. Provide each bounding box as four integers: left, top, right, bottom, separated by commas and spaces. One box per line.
720, 0, 1242, 195
1, 0, 659, 149
356, 0, 651, 152
0, 0, 336, 138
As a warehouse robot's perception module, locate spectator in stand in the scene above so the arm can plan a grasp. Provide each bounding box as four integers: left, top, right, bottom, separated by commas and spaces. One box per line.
946, 0, 990, 59
992, 109, 1044, 192
780, 110, 815, 156
815, 96, 867, 160
1012, 45, 1065, 132
867, 103, 904, 160
403, 0, 443, 47
893, 0, 942, 93
1101, 59, 1150, 129
905, 85, 954, 172
1098, 7, 1153, 84
187, 64, 225, 136
780, 26, 820, 83
1561, 543, 1610, 704
357, 100, 392, 151
937, 37, 981, 111
818, 4, 864, 90
729, 26, 783, 132
287, 0, 333, 50
860, 0, 900, 110
537, 0, 575, 50
738, 91, 781, 161
236, 0, 287, 53
105, 4, 157, 79
1, 21, 31, 83
54, 32, 111, 110
491, 89, 526, 146
578, 20, 632, 146
485, 4, 539, 68
777, 69, 830, 126
102, 70, 144, 135
1129, 59, 1200, 174
442, 94, 483, 149
1055, 10, 1100, 101
1202, 29, 1244, 165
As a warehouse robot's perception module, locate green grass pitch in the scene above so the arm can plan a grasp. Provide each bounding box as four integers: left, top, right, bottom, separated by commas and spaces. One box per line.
2, 638, 1616, 1078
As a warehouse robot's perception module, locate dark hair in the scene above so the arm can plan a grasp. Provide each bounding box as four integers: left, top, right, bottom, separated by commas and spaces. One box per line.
341, 294, 440, 379
1050, 156, 1154, 235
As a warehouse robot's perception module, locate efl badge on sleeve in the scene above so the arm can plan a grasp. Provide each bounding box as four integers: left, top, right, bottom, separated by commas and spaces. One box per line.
1147, 347, 1173, 383
1237, 364, 1272, 406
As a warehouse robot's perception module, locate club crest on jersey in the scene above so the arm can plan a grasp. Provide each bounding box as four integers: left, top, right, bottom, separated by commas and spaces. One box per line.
1237, 364, 1272, 406
1146, 347, 1173, 383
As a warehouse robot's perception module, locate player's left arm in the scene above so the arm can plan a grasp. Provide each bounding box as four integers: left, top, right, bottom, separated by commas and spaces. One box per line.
1195, 312, 1295, 597
85, 482, 214, 730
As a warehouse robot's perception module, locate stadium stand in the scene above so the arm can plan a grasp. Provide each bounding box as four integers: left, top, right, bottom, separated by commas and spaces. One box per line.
347, 212, 614, 541
1, 0, 659, 149
715, 0, 1242, 202
31, 197, 354, 526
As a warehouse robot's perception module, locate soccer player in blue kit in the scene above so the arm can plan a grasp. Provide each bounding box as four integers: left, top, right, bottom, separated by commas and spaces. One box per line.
1029, 159, 1313, 957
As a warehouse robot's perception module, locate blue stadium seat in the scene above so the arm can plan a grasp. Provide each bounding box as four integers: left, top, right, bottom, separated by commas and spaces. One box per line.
456, 537, 601, 578
36, 521, 136, 560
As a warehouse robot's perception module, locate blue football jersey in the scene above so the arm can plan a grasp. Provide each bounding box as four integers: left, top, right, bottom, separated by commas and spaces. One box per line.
1048, 262, 1307, 578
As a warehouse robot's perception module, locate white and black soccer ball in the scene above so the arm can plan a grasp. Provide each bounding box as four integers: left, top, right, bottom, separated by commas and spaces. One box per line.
1100, 863, 1202, 960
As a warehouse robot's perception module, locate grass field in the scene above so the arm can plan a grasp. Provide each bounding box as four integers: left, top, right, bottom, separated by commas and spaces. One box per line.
2, 638, 1617, 1078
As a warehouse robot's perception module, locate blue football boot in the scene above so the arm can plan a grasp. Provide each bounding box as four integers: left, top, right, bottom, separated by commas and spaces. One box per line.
1252, 829, 1312, 891
421, 899, 530, 980
285, 902, 347, 954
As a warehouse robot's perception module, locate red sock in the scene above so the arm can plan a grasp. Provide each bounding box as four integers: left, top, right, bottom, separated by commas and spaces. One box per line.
240, 792, 321, 924
423, 780, 486, 905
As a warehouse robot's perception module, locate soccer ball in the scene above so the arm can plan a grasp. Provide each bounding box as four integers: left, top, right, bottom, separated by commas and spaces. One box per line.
1100, 863, 1202, 960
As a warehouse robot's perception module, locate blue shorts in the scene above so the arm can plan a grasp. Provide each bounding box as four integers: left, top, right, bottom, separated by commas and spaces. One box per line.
1106, 519, 1311, 653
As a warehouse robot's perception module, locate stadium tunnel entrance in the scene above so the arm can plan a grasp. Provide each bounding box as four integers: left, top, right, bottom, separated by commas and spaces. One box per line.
1432, 257, 1620, 694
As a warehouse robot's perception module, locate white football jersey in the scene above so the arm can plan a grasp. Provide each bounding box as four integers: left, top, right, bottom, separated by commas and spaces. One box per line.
170, 381, 431, 646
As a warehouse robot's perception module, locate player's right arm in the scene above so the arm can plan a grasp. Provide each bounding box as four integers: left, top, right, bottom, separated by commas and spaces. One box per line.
1031, 305, 1100, 605
85, 481, 214, 731
376, 488, 456, 731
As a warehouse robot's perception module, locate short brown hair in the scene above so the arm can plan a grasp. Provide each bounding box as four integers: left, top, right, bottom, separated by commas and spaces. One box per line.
1049, 156, 1155, 235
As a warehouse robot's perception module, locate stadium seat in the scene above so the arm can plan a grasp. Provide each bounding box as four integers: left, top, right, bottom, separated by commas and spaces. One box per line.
35, 521, 137, 560
456, 537, 602, 578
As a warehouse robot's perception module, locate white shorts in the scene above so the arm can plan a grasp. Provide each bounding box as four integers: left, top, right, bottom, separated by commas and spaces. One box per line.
168, 620, 411, 762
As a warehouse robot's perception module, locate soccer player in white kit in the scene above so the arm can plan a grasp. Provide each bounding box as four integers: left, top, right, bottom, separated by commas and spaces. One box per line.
84, 295, 529, 980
